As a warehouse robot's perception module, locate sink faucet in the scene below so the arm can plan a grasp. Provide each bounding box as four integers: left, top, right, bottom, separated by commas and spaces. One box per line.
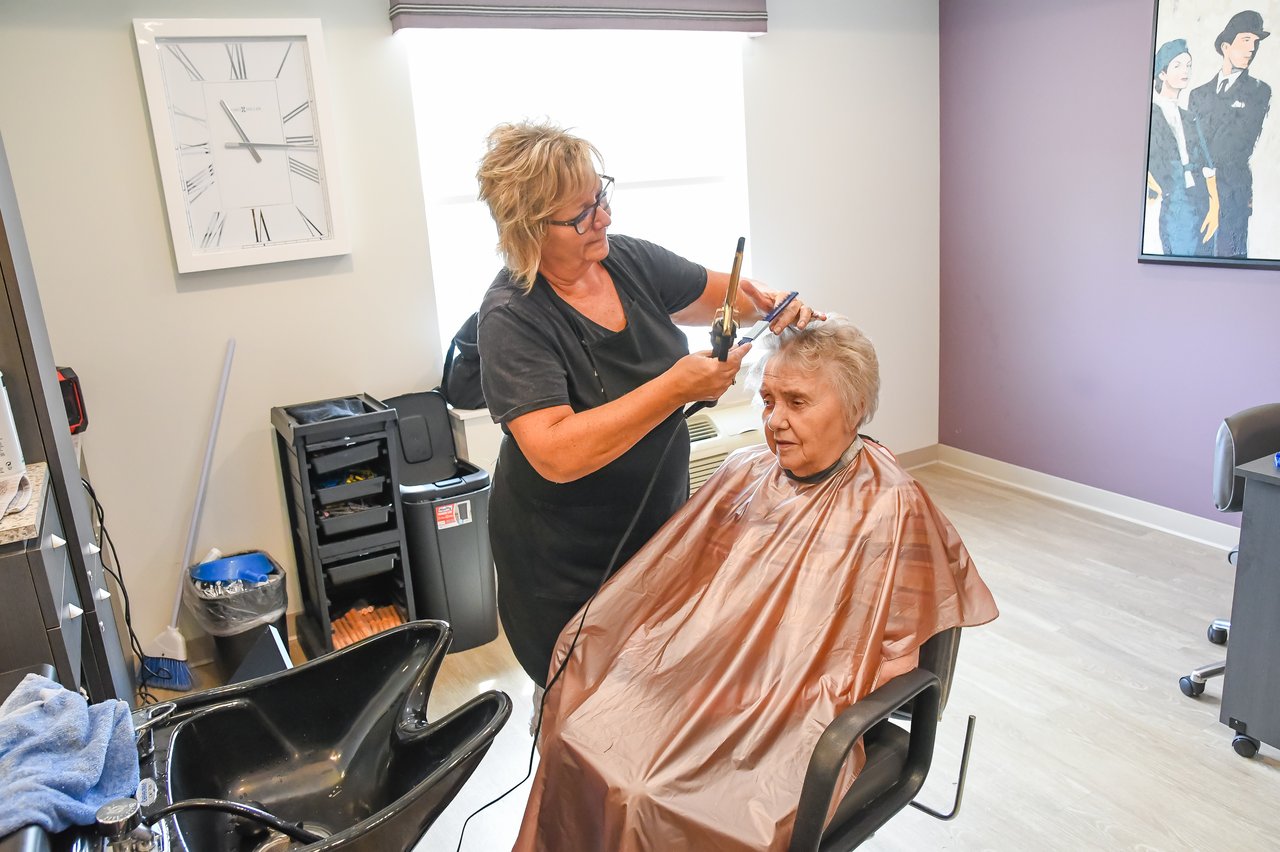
93, 799, 159, 851
131, 703, 176, 741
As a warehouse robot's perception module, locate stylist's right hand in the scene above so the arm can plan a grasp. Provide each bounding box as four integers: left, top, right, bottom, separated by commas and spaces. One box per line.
671, 344, 751, 402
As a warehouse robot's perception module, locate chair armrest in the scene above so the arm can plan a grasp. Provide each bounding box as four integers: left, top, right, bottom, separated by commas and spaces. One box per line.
789, 668, 942, 852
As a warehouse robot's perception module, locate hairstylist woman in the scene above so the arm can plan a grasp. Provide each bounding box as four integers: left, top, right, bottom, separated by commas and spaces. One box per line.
476, 120, 818, 685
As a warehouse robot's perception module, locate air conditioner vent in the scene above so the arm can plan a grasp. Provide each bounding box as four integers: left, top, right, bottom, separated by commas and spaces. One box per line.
685, 402, 765, 495
690, 452, 729, 493
687, 414, 718, 443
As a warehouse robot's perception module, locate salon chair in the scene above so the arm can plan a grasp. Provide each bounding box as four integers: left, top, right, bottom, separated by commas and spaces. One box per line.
790, 627, 970, 851
1179, 403, 1280, 702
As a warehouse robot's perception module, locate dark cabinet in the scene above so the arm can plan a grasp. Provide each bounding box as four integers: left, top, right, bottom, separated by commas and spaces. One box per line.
272, 394, 416, 658
0, 470, 85, 689
0, 131, 133, 702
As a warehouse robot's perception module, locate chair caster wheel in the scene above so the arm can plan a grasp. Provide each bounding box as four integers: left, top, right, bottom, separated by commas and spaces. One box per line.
1179, 676, 1204, 698
1232, 735, 1260, 758
1208, 625, 1229, 645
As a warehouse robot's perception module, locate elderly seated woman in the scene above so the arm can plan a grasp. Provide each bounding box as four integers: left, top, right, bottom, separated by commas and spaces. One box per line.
514, 317, 998, 852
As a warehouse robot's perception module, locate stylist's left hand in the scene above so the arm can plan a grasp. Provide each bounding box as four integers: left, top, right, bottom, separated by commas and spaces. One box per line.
740, 279, 825, 334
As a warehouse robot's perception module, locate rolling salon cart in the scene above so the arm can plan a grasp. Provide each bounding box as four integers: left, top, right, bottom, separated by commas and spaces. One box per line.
271, 394, 417, 658
385, 390, 497, 652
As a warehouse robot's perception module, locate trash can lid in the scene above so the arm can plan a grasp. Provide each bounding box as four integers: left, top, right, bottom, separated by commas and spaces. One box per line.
384, 390, 458, 486
191, 551, 275, 584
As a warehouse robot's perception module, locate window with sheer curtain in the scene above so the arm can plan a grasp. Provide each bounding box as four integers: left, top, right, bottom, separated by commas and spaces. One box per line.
401, 28, 753, 351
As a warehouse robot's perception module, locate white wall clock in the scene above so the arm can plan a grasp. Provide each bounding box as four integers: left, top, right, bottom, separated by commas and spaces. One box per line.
133, 18, 349, 273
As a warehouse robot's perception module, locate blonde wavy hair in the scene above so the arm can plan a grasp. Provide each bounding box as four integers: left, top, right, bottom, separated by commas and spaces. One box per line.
476, 121, 603, 291
747, 316, 880, 430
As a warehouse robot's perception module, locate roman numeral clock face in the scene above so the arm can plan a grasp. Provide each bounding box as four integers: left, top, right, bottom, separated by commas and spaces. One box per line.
161, 37, 327, 250
135, 21, 347, 272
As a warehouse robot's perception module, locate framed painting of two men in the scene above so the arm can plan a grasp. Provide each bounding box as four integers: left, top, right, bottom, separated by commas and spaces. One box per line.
1141, 3, 1278, 269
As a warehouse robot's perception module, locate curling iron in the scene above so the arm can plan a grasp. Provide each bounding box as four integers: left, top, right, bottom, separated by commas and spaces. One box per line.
686, 237, 745, 418
709, 236, 746, 362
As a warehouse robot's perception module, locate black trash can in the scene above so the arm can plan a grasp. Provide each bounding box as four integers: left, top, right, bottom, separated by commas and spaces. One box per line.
385, 391, 498, 652
183, 551, 290, 680
212, 620, 289, 682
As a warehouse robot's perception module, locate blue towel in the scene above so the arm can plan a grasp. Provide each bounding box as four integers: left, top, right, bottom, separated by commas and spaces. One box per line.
0, 674, 139, 836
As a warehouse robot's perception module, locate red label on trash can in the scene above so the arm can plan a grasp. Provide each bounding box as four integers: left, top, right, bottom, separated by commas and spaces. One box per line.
435, 499, 472, 530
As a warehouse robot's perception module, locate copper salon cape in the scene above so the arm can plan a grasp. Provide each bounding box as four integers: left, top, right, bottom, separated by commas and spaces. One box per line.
513, 440, 998, 852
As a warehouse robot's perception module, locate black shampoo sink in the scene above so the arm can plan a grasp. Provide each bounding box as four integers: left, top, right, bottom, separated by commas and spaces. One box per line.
148, 621, 509, 851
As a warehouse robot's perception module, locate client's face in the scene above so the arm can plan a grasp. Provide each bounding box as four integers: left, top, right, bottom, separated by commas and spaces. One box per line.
759, 359, 860, 478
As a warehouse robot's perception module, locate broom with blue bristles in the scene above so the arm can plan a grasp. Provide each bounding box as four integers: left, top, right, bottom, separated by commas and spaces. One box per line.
140, 339, 235, 691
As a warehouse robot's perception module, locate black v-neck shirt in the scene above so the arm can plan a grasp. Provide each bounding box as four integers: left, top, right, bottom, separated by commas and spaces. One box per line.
477, 234, 707, 684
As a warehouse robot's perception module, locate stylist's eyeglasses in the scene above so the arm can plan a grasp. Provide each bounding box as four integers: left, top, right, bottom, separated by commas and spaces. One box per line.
547, 176, 614, 235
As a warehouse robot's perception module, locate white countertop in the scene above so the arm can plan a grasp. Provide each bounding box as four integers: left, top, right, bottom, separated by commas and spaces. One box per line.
0, 462, 47, 546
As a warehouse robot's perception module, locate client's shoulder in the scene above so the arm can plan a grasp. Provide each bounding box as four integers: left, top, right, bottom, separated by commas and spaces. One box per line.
855, 439, 931, 501
858, 438, 913, 479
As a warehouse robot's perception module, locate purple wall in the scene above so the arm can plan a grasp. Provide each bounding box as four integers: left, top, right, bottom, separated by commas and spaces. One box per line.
940, 0, 1280, 522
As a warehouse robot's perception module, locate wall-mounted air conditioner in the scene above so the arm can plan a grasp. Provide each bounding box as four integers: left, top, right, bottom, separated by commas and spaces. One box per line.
687, 403, 765, 493
450, 401, 765, 494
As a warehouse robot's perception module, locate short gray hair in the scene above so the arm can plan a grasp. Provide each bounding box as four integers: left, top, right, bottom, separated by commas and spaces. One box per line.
747, 316, 880, 430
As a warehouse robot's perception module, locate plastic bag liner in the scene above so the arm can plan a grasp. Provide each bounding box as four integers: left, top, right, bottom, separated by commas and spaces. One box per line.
183, 555, 287, 638
285, 397, 366, 425
514, 440, 999, 852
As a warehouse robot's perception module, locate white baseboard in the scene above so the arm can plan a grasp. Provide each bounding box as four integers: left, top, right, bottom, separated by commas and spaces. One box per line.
894, 444, 940, 469
911, 444, 1237, 551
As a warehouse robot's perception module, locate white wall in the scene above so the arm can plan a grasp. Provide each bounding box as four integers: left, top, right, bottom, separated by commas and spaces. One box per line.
0, 1, 439, 650
744, 0, 940, 451
0, 0, 941, 650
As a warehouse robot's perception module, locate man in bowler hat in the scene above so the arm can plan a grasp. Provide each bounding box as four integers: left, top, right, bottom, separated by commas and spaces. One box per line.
1189, 10, 1271, 258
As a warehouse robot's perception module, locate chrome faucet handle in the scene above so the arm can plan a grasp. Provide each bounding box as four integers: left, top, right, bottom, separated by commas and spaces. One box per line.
96, 798, 141, 841
132, 702, 176, 737
95, 798, 157, 850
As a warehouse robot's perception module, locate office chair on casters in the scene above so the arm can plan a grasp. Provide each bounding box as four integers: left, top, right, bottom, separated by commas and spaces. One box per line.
1179, 404, 1280, 724
790, 628, 975, 851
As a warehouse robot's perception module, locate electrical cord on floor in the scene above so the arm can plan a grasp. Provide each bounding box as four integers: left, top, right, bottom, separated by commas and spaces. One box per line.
82, 477, 161, 706
452, 415, 688, 851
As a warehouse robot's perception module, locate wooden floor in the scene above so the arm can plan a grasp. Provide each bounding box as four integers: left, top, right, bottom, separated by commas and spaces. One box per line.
410, 463, 1280, 851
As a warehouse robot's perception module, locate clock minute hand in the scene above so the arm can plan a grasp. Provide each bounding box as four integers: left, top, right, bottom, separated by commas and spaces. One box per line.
219, 100, 262, 163
224, 142, 319, 150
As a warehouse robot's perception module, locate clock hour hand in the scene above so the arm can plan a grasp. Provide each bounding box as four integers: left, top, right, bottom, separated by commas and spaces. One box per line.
219, 100, 262, 163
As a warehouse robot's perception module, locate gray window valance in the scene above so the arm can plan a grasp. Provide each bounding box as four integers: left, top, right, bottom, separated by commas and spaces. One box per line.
389, 1, 767, 32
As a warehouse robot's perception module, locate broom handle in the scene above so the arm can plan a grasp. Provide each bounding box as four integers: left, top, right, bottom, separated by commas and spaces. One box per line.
169, 339, 236, 628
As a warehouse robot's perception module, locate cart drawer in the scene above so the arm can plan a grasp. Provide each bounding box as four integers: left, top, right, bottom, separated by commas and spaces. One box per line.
318, 504, 392, 538
314, 475, 387, 507
309, 440, 381, 476
325, 550, 400, 586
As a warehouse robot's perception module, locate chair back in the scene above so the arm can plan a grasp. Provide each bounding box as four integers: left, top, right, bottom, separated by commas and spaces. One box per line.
917, 628, 961, 715
889, 628, 961, 723
1214, 403, 1280, 512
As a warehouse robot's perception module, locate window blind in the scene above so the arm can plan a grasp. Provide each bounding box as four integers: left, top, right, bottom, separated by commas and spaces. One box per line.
389, 1, 766, 33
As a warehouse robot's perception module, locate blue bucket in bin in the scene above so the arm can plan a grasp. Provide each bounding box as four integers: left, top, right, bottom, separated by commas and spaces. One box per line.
191, 551, 275, 584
